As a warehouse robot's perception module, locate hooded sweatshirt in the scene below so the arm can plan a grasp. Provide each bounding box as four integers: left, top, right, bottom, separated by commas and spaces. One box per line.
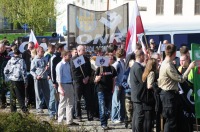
4, 56, 27, 83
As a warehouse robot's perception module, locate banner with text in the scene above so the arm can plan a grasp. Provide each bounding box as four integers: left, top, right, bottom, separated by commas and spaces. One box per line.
191, 43, 200, 118
67, 3, 128, 50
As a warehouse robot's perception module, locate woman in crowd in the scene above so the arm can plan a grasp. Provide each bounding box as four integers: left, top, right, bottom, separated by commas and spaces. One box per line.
142, 58, 157, 132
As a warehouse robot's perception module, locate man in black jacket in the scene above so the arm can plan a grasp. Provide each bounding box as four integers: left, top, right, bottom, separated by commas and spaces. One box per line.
0, 42, 10, 108
22, 42, 35, 107
49, 44, 64, 88
71, 45, 93, 121
129, 50, 145, 132
49, 43, 64, 115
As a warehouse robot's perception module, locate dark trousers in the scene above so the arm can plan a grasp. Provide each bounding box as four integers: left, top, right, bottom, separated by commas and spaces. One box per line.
92, 84, 99, 118
143, 110, 154, 132
27, 74, 35, 106
160, 90, 178, 132
0, 83, 7, 106
0, 76, 8, 106
132, 102, 144, 132
10, 81, 27, 112
74, 82, 93, 120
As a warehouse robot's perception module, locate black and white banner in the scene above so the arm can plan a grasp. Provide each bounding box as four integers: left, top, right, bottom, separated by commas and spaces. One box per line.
67, 3, 128, 50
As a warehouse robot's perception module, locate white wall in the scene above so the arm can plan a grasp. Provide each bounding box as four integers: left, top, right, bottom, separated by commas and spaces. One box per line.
143, 0, 200, 24
56, 0, 200, 35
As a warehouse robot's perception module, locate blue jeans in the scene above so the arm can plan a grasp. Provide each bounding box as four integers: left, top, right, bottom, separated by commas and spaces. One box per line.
111, 86, 125, 121
48, 79, 57, 117
98, 92, 112, 126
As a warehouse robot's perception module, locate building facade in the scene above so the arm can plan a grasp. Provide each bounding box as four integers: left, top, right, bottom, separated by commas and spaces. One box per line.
56, 0, 200, 35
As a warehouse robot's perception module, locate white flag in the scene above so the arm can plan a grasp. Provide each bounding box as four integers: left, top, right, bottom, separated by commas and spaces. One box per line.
95, 56, 109, 67
73, 55, 85, 68
157, 41, 162, 54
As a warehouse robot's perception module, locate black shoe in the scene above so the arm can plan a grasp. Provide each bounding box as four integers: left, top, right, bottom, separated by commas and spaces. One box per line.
1, 105, 7, 109
22, 109, 29, 114
76, 117, 82, 122
88, 118, 93, 121
125, 122, 128, 129
93, 117, 99, 121
37, 109, 44, 115
68, 122, 79, 126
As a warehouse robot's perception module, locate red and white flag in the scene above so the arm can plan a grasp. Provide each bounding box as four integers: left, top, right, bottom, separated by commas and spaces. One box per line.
125, 0, 144, 55
29, 29, 39, 48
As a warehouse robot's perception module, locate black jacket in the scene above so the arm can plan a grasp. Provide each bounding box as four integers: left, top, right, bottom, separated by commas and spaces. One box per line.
22, 50, 31, 72
70, 55, 91, 83
130, 62, 144, 102
0, 51, 10, 80
49, 52, 62, 84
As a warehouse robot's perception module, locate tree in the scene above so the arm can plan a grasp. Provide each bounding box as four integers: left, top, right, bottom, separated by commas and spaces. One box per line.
0, 0, 56, 35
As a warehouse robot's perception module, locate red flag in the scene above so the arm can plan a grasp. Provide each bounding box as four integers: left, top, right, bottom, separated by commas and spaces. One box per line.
29, 30, 39, 48
125, 0, 144, 55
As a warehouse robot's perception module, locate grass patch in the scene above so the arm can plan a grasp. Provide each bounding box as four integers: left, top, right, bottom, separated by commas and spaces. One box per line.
0, 112, 70, 132
0, 32, 53, 44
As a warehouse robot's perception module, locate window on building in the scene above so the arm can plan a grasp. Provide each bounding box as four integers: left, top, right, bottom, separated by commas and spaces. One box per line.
174, 0, 182, 15
195, 0, 200, 15
156, 0, 164, 15
174, 33, 200, 49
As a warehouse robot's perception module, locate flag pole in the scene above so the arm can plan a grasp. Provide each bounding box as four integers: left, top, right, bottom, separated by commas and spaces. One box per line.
80, 65, 85, 78
143, 30, 149, 49
107, 0, 109, 10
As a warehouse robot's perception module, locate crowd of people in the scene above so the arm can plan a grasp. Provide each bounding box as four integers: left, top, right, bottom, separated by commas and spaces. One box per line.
0, 38, 196, 131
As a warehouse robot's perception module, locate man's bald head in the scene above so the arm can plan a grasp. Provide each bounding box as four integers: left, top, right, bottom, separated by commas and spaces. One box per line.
163, 40, 169, 44
77, 45, 85, 55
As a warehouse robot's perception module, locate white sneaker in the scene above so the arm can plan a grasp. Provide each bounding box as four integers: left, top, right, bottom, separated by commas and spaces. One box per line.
113, 120, 121, 124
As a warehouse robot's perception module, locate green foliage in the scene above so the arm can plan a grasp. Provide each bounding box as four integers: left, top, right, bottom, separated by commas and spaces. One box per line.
0, 32, 52, 43
0, 112, 70, 132
0, 0, 56, 35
